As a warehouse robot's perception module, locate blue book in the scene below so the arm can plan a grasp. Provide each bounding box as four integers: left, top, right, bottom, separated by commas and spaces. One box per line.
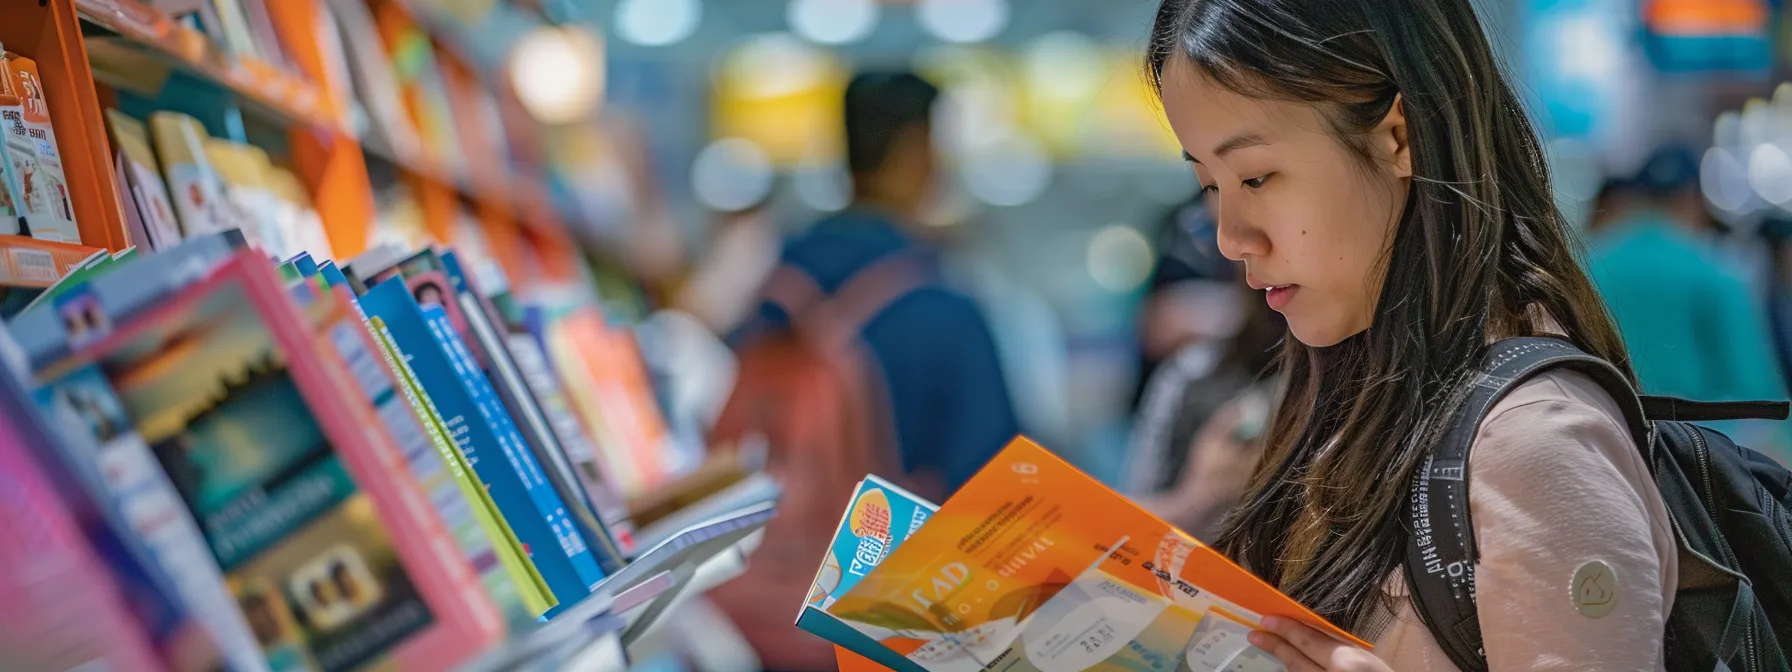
358, 279, 604, 609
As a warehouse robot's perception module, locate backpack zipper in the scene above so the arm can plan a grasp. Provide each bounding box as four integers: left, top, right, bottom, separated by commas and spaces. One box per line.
1687, 426, 1759, 672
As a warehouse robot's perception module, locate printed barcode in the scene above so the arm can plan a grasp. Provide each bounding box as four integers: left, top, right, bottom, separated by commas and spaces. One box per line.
11, 250, 56, 283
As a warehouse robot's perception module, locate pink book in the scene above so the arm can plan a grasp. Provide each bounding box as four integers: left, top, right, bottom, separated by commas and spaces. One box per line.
39, 250, 500, 671
0, 406, 166, 672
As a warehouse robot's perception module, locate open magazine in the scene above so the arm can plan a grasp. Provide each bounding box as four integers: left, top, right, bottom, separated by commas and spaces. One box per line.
799, 437, 1368, 672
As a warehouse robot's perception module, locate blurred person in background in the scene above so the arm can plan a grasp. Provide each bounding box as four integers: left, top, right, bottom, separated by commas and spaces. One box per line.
1124, 193, 1289, 539
715, 70, 1020, 672
740, 71, 1020, 497
1587, 147, 1791, 460
1129, 277, 1285, 539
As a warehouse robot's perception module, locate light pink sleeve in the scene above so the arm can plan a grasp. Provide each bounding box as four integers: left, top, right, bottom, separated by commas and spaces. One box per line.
1469, 372, 1676, 671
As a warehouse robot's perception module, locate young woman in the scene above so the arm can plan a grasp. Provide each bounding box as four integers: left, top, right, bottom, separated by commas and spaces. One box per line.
1146, 0, 1679, 670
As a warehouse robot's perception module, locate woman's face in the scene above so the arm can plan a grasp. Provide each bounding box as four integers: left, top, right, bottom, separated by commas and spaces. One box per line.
1159, 58, 1411, 346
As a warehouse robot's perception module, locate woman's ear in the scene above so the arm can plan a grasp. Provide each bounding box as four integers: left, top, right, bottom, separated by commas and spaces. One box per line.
1378, 94, 1412, 178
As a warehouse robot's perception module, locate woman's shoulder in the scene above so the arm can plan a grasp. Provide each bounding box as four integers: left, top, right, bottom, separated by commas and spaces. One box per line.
1475, 368, 1635, 457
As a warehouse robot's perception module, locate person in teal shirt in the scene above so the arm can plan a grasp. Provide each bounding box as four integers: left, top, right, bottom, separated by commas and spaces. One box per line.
1587, 147, 1792, 461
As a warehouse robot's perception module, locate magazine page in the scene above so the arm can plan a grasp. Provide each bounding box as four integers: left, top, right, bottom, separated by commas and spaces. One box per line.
826, 437, 1366, 672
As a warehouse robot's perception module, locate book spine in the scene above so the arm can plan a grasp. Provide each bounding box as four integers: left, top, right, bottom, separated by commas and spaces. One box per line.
366, 313, 554, 621
358, 280, 593, 606
506, 331, 636, 552
239, 259, 497, 669
424, 307, 606, 589
318, 308, 503, 640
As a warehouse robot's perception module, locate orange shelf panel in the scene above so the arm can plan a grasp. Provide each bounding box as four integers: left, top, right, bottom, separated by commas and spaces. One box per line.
0, 235, 108, 288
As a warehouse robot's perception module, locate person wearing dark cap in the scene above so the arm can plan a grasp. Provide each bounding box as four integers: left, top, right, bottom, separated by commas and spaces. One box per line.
1587, 146, 1788, 415
740, 71, 1020, 494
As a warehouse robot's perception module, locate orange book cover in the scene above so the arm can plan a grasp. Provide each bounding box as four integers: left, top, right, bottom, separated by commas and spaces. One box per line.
2, 54, 80, 243
547, 310, 670, 496
826, 437, 1366, 671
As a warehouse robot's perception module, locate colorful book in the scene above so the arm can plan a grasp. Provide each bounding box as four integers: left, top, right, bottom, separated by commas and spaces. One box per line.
504, 318, 636, 553
149, 111, 235, 237
546, 310, 674, 498
0, 66, 21, 236
797, 476, 938, 672
37, 363, 272, 672
358, 278, 605, 611
313, 259, 554, 625
354, 247, 626, 572
35, 251, 501, 671
0, 372, 169, 672
206, 139, 291, 257
292, 274, 505, 644
0, 54, 79, 243
821, 437, 1366, 672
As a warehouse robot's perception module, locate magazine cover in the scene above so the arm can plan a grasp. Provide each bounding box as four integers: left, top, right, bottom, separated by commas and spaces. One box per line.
359, 277, 604, 610
37, 363, 270, 672
149, 111, 234, 237
796, 476, 939, 672
1, 54, 79, 243
547, 309, 674, 497
37, 252, 497, 671
0, 379, 168, 672
105, 109, 186, 249
0, 70, 22, 236
825, 437, 1365, 672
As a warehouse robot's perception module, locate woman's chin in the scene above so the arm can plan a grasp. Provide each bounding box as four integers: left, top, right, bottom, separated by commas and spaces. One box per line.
1288, 320, 1359, 348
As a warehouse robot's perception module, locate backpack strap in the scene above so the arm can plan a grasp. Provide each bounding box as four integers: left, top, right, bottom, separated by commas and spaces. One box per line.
762, 252, 930, 352
1638, 396, 1791, 423
1405, 337, 1648, 672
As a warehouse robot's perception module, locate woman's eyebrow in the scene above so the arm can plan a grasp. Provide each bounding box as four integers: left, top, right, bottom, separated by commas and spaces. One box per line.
1184, 132, 1272, 165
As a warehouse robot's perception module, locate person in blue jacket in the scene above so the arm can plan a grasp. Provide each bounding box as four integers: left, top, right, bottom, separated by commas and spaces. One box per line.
743, 71, 1021, 494
1587, 147, 1791, 459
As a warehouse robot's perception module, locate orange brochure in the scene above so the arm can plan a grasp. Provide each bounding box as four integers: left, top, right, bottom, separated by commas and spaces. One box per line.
825, 437, 1365, 671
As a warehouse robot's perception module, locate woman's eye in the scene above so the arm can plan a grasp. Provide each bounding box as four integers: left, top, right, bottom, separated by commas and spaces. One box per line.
1243, 174, 1271, 189
1199, 184, 1219, 196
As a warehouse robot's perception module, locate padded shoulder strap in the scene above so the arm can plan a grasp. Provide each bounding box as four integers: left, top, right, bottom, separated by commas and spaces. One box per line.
1405, 337, 1646, 672
759, 252, 930, 352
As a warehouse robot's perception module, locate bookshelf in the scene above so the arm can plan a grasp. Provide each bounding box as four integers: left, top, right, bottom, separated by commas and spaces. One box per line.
3, 0, 589, 294
0, 234, 105, 287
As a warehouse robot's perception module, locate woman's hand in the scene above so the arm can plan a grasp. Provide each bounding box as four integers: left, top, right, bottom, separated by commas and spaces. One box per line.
1247, 616, 1391, 672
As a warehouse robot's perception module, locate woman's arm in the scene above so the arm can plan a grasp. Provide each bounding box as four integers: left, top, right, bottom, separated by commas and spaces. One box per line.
1467, 373, 1673, 671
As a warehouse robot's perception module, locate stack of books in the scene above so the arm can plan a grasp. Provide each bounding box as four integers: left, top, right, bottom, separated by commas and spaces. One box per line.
2, 229, 725, 671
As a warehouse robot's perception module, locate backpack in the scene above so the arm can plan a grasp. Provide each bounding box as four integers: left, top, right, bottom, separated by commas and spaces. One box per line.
705, 252, 926, 672
1408, 337, 1792, 672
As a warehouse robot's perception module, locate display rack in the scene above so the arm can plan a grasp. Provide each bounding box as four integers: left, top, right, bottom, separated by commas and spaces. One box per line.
4, 0, 589, 295
0, 235, 107, 287
460, 499, 779, 672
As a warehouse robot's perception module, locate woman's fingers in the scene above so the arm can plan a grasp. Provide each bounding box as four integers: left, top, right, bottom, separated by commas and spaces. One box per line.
1247, 629, 1323, 672
1252, 616, 1393, 672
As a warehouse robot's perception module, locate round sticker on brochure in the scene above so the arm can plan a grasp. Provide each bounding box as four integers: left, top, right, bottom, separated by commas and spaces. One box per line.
1571, 560, 1617, 619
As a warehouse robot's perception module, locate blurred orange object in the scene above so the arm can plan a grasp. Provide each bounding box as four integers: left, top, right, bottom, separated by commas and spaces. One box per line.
837, 646, 893, 671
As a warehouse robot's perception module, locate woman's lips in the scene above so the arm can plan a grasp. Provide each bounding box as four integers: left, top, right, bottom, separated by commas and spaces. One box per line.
1264, 284, 1298, 311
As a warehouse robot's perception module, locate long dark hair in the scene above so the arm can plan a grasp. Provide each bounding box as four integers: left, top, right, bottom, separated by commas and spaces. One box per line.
1146, 0, 1633, 634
